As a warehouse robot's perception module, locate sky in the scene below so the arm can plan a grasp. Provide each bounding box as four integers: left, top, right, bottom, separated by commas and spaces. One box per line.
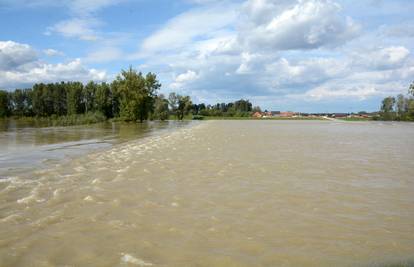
0, 0, 414, 112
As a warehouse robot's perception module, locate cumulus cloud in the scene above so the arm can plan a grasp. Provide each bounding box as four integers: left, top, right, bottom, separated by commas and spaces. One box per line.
351, 46, 410, 70
171, 70, 200, 90
0, 41, 107, 89
239, 0, 360, 51
0, 41, 37, 70
134, 0, 414, 110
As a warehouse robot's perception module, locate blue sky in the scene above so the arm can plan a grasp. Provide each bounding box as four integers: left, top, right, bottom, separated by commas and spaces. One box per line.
1, 0, 414, 112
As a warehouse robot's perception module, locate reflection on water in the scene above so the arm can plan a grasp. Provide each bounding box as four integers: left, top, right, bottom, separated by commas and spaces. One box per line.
0, 119, 193, 176
0, 120, 413, 267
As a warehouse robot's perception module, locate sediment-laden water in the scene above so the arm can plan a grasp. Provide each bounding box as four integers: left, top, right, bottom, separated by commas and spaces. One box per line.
0, 120, 413, 266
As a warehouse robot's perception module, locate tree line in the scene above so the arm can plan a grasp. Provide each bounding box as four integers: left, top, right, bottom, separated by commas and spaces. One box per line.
0, 67, 257, 122
379, 82, 414, 121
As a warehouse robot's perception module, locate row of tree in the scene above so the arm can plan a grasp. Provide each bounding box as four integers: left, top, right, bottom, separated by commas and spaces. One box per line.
0, 67, 257, 121
379, 82, 414, 121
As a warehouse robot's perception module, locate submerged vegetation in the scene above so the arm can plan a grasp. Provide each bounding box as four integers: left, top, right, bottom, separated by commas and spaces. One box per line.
0, 67, 257, 125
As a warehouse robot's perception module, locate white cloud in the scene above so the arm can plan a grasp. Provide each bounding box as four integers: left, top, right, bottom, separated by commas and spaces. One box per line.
0, 41, 37, 70
46, 17, 101, 41
43, 48, 64, 57
0, 41, 107, 89
352, 46, 410, 70
171, 70, 200, 89
139, 4, 238, 56
44, 0, 129, 41
84, 46, 124, 63
238, 0, 360, 51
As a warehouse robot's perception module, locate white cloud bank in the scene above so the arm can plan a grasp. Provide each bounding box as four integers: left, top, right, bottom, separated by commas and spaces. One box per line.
0, 41, 107, 88
136, 0, 413, 108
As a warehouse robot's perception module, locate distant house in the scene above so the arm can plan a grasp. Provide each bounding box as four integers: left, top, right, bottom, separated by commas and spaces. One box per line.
252, 112, 262, 118
262, 111, 273, 118
280, 111, 295, 117
332, 113, 348, 118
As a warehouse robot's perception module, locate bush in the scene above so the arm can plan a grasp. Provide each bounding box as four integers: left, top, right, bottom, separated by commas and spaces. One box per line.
192, 115, 204, 120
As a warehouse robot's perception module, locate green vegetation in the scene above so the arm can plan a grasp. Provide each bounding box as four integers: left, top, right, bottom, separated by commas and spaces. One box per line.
203, 116, 325, 120
377, 82, 414, 121
338, 117, 373, 121
0, 67, 262, 125
192, 99, 253, 117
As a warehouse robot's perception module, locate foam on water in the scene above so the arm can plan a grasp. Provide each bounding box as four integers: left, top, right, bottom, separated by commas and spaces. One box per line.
120, 254, 154, 266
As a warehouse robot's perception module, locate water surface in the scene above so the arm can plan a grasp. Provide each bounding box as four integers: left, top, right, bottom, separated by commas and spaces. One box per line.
0, 119, 192, 176
0, 120, 413, 266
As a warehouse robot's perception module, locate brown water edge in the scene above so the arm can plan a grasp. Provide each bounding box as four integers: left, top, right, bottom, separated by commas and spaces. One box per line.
0, 120, 413, 266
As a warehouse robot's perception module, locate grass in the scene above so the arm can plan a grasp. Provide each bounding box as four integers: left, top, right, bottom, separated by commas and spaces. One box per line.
338, 117, 373, 121
201, 116, 326, 120
5, 112, 107, 127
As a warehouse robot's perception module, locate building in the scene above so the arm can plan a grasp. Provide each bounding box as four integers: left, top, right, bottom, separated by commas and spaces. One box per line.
252, 112, 262, 118
280, 111, 296, 117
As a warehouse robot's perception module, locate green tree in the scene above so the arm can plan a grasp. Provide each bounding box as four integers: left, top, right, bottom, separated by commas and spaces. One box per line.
168, 92, 179, 118
32, 83, 45, 116
66, 82, 84, 115
0, 90, 10, 117
95, 82, 113, 118
112, 67, 159, 122
11, 89, 31, 116
396, 94, 407, 120
84, 81, 97, 113
53, 82, 67, 116
252, 106, 262, 113
177, 95, 192, 120
380, 96, 396, 121
409, 81, 414, 97
153, 94, 169, 121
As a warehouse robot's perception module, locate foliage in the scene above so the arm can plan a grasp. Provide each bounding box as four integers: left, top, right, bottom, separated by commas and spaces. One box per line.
0, 90, 10, 117
113, 67, 159, 122
1, 67, 263, 124
153, 94, 169, 121
378, 82, 414, 121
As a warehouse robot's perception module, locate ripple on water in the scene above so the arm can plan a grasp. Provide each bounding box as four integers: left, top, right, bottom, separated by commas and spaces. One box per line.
120, 253, 153, 266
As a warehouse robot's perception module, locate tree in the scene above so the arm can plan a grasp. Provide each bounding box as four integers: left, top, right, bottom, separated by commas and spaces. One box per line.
252, 106, 262, 113
168, 92, 179, 118
52, 83, 67, 116
11, 89, 31, 116
66, 82, 84, 115
95, 82, 113, 118
409, 81, 414, 97
380, 96, 396, 120
32, 83, 45, 116
153, 94, 169, 121
396, 94, 407, 120
177, 95, 192, 120
112, 67, 159, 122
0, 90, 10, 118
168, 93, 192, 120
84, 81, 97, 113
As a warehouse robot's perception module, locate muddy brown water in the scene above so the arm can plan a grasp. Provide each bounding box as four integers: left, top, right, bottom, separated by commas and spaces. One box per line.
0, 120, 413, 266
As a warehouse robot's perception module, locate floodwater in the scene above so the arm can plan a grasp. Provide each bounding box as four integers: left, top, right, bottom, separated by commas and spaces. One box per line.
0, 120, 413, 267
0, 120, 192, 177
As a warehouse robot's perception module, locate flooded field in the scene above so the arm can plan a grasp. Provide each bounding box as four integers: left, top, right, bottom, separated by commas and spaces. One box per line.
0, 120, 413, 266
0, 120, 192, 176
